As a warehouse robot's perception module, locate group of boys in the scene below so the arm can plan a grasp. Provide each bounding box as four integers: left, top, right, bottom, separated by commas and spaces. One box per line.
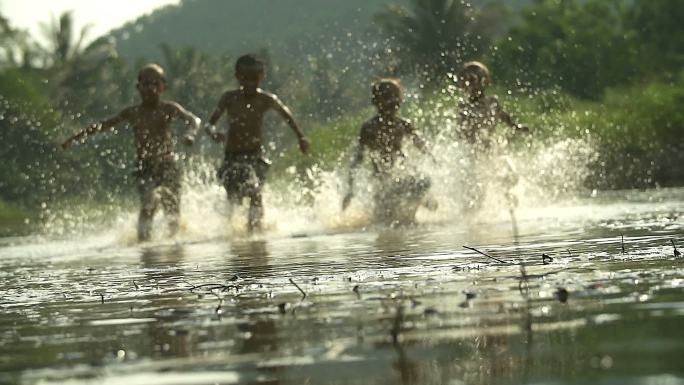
62, 55, 527, 241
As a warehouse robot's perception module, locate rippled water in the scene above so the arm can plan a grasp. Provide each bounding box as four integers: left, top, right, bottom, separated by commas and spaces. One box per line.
1, 188, 684, 385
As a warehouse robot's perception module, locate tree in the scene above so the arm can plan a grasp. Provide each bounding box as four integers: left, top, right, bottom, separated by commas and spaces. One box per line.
374, 0, 492, 85
493, 0, 636, 99
626, 0, 684, 80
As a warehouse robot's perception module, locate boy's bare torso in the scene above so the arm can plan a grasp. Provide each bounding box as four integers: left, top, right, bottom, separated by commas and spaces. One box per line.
458, 95, 502, 145
360, 115, 414, 173
218, 89, 281, 153
114, 101, 194, 166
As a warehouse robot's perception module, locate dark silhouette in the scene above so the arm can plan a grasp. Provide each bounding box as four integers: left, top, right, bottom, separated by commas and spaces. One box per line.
343, 78, 434, 225
61, 64, 201, 240
206, 54, 309, 232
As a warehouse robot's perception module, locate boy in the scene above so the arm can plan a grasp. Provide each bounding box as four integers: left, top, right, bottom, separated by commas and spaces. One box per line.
342, 78, 433, 225
62, 63, 201, 241
456, 61, 529, 211
205, 54, 309, 232
457, 61, 529, 147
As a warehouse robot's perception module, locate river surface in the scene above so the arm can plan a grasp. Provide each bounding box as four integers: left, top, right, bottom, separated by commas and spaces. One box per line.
1, 188, 684, 385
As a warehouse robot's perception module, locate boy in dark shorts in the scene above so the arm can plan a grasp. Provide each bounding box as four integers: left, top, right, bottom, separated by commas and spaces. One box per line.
456, 61, 529, 211
205, 54, 310, 232
62, 64, 201, 241
342, 78, 434, 225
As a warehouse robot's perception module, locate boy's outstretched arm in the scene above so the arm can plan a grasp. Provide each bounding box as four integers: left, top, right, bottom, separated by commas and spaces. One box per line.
408, 123, 438, 163
271, 96, 309, 154
495, 100, 529, 134
342, 143, 364, 211
61, 109, 129, 150
170, 102, 201, 145
205, 96, 227, 143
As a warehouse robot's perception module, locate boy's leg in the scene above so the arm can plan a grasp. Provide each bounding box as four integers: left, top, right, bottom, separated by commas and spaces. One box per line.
137, 180, 159, 241
247, 189, 264, 232
160, 163, 181, 237
247, 157, 270, 232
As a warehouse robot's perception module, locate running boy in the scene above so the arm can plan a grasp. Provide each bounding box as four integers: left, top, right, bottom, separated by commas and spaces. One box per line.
342, 78, 433, 225
457, 61, 528, 148
205, 54, 309, 232
456, 61, 529, 211
62, 64, 201, 241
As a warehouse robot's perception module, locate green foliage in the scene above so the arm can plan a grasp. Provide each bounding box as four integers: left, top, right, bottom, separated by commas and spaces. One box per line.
374, 0, 492, 84
493, 0, 636, 99
625, 0, 684, 80
0, 196, 29, 223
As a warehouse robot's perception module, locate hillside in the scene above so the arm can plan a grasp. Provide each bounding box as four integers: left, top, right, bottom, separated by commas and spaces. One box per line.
111, 0, 405, 62
110, 0, 533, 63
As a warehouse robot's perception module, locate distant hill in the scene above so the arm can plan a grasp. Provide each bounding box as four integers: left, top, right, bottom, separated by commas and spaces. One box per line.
111, 0, 405, 62
111, 0, 534, 63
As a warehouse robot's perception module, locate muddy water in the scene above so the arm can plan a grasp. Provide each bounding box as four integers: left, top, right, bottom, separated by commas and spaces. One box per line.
1, 188, 684, 385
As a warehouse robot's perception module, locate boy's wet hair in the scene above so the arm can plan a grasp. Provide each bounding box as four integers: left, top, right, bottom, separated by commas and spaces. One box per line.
235, 54, 265, 75
459, 61, 491, 87
138, 63, 166, 83
371, 78, 402, 105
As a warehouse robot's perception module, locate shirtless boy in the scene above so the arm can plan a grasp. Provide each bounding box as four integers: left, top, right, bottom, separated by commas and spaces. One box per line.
62, 64, 201, 241
456, 61, 529, 211
343, 78, 433, 225
457, 61, 528, 147
205, 54, 309, 232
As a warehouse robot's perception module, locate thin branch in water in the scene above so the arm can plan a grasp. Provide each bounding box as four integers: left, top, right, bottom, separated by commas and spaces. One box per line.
98, 293, 104, 304
542, 254, 554, 265
672, 239, 681, 257
463, 245, 508, 264
621, 235, 625, 255
132, 281, 139, 290
390, 304, 404, 345
289, 278, 307, 299
518, 265, 530, 300
353, 285, 361, 300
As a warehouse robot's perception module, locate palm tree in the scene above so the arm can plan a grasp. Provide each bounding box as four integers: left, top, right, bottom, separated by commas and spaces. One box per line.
374, 0, 491, 84
36, 12, 124, 116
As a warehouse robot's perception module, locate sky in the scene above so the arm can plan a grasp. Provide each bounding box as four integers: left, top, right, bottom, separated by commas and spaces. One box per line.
0, 0, 180, 44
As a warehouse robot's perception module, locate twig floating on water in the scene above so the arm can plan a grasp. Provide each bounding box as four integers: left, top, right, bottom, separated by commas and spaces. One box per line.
519, 265, 530, 299
672, 239, 681, 258
390, 305, 404, 345
353, 285, 361, 300
132, 281, 139, 290
99, 293, 104, 304
463, 245, 508, 264
289, 278, 307, 299
542, 254, 554, 265
621, 235, 625, 255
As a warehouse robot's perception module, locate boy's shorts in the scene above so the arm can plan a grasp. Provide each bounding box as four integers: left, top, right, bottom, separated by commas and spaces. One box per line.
218, 152, 270, 200
134, 160, 181, 214
374, 174, 431, 224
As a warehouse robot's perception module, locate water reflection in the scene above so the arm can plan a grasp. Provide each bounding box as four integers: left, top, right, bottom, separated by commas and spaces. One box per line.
230, 240, 283, 385
140, 245, 193, 359
2, 189, 684, 385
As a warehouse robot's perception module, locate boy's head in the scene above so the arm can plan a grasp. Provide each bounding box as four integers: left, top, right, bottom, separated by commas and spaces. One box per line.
235, 54, 265, 95
137, 63, 166, 105
458, 61, 490, 96
371, 78, 402, 114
